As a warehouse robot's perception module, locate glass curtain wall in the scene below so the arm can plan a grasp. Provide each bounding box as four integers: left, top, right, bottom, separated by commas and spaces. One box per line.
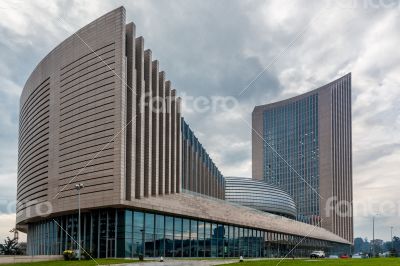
263, 94, 320, 225
27, 208, 349, 258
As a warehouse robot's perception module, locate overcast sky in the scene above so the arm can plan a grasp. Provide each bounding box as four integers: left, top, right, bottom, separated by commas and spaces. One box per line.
0, 0, 399, 242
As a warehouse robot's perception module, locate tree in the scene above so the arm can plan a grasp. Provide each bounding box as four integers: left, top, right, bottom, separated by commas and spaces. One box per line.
0, 237, 22, 255
393, 236, 400, 256
384, 236, 400, 257
354, 237, 364, 253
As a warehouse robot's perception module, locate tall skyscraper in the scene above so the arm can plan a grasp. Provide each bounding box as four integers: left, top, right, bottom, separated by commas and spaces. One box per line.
252, 74, 353, 242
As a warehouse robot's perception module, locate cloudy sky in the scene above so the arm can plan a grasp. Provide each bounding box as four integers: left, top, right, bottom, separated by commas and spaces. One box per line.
0, 0, 399, 242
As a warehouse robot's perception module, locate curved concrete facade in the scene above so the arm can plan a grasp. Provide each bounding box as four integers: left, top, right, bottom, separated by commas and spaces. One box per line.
18, 78, 50, 217
17, 7, 184, 225
18, 8, 127, 224
225, 177, 296, 219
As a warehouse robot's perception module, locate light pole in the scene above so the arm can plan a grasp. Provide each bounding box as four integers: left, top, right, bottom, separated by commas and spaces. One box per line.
9, 228, 18, 242
391, 226, 394, 251
372, 216, 375, 257
75, 183, 84, 260
372, 213, 381, 257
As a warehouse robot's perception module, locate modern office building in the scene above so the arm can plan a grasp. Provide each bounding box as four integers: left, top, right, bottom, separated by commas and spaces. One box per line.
225, 177, 297, 219
252, 74, 353, 242
17, 7, 351, 258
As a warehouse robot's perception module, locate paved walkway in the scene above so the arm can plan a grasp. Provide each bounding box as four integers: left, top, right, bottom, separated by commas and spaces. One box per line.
0, 255, 63, 264
122, 259, 239, 266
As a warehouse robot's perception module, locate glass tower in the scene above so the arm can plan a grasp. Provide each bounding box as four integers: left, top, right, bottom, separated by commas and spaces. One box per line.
252, 74, 353, 242
262, 94, 320, 225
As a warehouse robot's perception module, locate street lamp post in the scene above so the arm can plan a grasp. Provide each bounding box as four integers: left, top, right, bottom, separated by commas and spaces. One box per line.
371, 213, 382, 257
372, 216, 375, 257
391, 226, 394, 251
9, 228, 18, 242
75, 183, 84, 260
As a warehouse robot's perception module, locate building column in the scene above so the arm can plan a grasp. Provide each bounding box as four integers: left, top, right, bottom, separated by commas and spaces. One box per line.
134, 37, 145, 199
170, 89, 177, 193
125, 22, 136, 200
144, 50, 153, 197
158, 71, 166, 195
151, 60, 160, 196
165, 81, 172, 194
176, 97, 182, 193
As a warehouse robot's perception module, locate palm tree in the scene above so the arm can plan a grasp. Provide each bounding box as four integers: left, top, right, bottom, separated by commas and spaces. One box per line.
0, 237, 21, 255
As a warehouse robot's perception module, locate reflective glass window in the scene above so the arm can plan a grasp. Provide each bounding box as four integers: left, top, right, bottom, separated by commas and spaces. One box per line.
165, 216, 174, 257
198, 221, 205, 257
133, 211, 144, 257
190, 220, 198, 257
145, 213, 155, 257
174, 218, 182, 257
155, 214, 164, 257
205, 222, 211, 257
182, 219, 190, 257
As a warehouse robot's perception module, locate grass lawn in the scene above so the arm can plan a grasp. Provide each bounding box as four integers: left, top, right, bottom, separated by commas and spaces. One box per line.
223, 258, 400, 266
0, 258, 142, 266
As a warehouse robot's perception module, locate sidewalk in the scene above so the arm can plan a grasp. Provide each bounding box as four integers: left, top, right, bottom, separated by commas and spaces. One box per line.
121, 259, 239, 266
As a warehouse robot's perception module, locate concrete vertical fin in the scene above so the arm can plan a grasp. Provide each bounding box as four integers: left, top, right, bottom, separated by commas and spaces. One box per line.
158, 71, 166, 195
151, 60, 160, 196
125, 22, 136, 200
176, 97, 182, 193
134, 36, 145, 199
165, 80, 172, 194
144, 49, 152, 197
170, 89, 177, 194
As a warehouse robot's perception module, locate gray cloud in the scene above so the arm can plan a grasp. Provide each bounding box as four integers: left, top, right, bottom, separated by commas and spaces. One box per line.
354, 143, 400, 166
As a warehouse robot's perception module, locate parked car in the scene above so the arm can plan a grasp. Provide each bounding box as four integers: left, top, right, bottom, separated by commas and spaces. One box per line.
310, 250, 325, 258
340, 254, 350, 259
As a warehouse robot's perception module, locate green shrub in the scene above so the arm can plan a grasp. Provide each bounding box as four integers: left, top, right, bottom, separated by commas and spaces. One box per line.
63, 250, 74, 261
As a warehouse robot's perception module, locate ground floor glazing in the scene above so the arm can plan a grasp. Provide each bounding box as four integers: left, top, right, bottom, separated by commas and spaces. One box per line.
26, 208, 350, 258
